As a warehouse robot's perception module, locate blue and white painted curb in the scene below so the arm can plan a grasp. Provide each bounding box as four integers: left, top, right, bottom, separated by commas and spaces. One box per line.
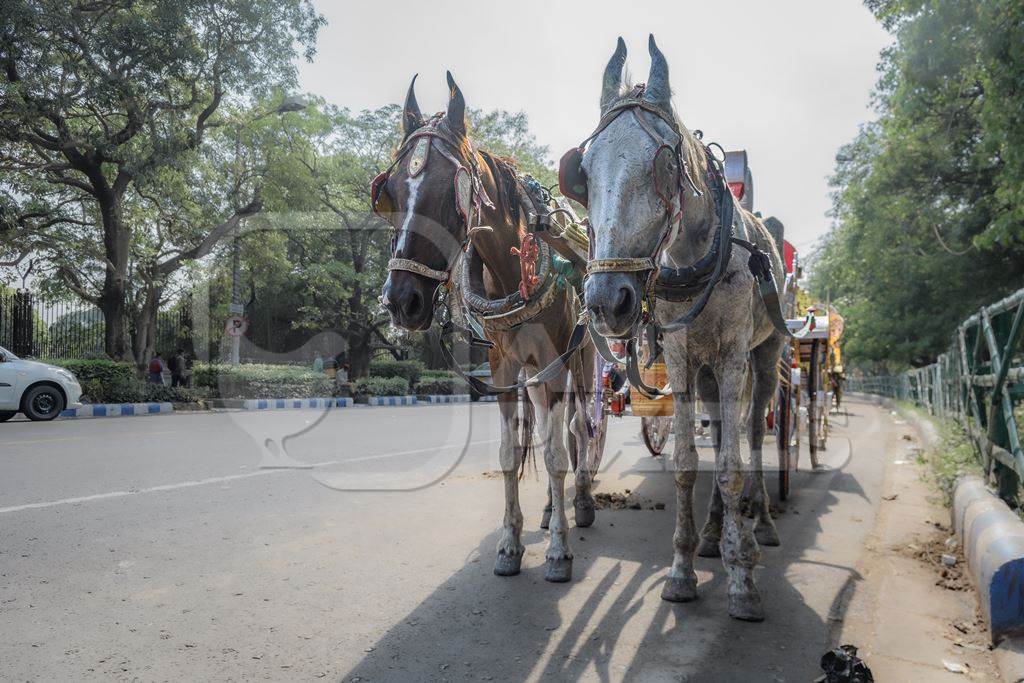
60, 402, 173, 418
368, 395, 417, 407
243, 397, 353, 411
423, 394, 471, 404
952, 475, 1024, 644
479, 395, 498, 402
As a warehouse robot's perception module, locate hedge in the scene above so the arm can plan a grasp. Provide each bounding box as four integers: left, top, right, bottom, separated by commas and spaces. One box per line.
46, 359, 138, 403
354, 376, 409, 400
369, 359, 424, 387
194, 363, 334, 399
416, 377, 467, 396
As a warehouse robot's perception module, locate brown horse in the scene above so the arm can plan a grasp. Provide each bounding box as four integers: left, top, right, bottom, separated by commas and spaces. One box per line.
376, 73, 595, 583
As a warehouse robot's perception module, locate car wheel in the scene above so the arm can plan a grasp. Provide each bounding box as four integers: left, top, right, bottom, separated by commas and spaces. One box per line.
21, 385, 65, 421
0, 411, 16, 422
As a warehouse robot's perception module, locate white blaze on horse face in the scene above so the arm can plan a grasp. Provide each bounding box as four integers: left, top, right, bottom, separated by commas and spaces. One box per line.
395, 173, 424, 254
582, 114, 667, 261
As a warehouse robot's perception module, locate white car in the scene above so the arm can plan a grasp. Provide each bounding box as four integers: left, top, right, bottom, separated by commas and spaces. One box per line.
0, 345, 83, 421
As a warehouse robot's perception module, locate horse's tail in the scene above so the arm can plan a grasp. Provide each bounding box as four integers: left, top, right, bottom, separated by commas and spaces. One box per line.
519, 390, 535, 480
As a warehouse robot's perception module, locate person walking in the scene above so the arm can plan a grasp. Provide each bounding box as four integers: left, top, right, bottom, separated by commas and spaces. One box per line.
169, 348, 187, 387
313, 353, 324, 374
148, 352, 167, 385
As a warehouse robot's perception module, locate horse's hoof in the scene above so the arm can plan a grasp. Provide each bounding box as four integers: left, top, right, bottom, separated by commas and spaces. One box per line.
574, 500, 596, 528
540, 508, 551, 530
696, 536, 721, 558
494, 552, 522, 577
755, 523, 781, 547
661, 575, 698, 602
544, 557, 573, 583
728, 590, 765, 622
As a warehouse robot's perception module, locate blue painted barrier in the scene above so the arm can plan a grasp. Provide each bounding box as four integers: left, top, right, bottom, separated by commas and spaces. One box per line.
242, 397, 353, 411
367, 395, 417, 407
953, 475, 1024, 643
423, 394, 471, 404
59, 402, 174, 419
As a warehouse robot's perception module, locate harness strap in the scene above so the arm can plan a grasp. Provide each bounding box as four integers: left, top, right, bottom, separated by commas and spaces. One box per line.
587, 258, 655, 275
439, 316, 591, 395
728, 238, 813, 340
387, 257, 449, 283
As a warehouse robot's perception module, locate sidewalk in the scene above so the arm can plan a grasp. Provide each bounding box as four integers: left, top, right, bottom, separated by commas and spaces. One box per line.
836, 407, 1001, 679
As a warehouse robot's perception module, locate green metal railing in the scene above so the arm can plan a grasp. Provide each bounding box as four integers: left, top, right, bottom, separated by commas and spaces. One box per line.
849, 286, 1024, 503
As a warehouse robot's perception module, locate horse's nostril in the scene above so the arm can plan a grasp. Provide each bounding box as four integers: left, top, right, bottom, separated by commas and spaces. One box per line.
613, 286, 634, 318
402, 290, 423, 320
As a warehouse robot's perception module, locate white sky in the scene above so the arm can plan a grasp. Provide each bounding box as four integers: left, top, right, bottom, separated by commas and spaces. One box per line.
298, 0, 891, 253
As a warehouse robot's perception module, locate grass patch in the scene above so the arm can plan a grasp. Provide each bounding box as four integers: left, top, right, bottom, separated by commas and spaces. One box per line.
923, 419, 983, 506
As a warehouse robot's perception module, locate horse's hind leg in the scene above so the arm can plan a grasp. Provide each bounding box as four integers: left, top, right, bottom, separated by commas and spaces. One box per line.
529, 377, 573, 583
696, 366, 724, 558
494, 361, 525, 576
541, 489, 552, 530
748, 337, 785, 547
571, 347, 596, 528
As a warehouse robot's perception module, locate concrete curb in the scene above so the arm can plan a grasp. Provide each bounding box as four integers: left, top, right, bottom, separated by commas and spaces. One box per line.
242, 397, 352, 410
367, 395, 417, 406
952, 476, 1024, 645
60, 402, 173, 418
422, 394, 471, 404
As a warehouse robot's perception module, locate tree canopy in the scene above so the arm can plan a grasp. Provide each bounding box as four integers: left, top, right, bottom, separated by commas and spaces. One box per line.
0, 0, 323, 360
811, 0, 1024, 369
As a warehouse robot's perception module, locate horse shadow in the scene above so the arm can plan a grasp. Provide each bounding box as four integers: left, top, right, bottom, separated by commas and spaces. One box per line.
339, 402, 873, 681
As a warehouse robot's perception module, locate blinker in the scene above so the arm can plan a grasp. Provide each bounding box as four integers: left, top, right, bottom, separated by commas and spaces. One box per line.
558, 147, 588, 207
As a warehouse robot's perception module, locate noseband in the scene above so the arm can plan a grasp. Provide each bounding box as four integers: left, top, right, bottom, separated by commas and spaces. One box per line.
371, 115, 493, 288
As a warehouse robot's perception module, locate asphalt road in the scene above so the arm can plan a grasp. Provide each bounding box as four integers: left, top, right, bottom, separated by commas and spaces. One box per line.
0, 397, 889, 681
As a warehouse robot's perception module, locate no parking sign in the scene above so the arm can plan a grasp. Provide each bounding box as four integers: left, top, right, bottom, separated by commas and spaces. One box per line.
225, 315, 248, 337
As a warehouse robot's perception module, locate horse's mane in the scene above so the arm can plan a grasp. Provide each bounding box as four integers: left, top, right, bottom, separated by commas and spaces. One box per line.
478, 150, 521, 226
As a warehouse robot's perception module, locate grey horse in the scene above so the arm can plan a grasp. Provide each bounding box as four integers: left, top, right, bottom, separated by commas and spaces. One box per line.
579, 35, 787, 621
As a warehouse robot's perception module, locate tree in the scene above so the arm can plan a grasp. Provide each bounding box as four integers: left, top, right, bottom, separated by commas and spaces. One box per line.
0, 0, 322, 360
811, 0, 1024, 368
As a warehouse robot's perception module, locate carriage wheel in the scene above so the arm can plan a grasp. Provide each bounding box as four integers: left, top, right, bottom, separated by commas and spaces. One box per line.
808, 339, 822, 466
641, 416, 672, 456
586, 358, 611, 476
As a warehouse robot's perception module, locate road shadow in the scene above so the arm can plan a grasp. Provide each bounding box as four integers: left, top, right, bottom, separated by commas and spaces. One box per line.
339, 398, 878, 681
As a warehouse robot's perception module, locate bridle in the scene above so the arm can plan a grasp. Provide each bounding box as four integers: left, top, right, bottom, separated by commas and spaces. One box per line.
372, 115, 596, 402
562, 86, 806, 396
372, 114, 493, 292
560, 85, 738, 337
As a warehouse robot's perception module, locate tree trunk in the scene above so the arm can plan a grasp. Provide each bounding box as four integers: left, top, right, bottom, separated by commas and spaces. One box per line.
347, 331, 372, 379
97, 193, 132, 361
131, 284, 163, 369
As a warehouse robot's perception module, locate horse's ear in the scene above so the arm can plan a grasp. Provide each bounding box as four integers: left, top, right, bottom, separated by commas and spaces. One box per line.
601, 37, 627, 112
445, 71, 466, 137
402, 74, 423, 140
645, 34, 671, 110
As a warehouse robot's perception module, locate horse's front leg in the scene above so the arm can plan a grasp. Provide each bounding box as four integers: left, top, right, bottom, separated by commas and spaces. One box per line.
494, 359, 525, 577
571, 346, 596, 528
661, 342, 700, 602
696, 366, 724, 557
529, 376, 573, 582
716, 354, 765, 621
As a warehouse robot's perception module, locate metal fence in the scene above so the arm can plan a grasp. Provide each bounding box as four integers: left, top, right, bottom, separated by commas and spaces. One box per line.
0, 289, 190, 360
849, 286, 1024, 503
